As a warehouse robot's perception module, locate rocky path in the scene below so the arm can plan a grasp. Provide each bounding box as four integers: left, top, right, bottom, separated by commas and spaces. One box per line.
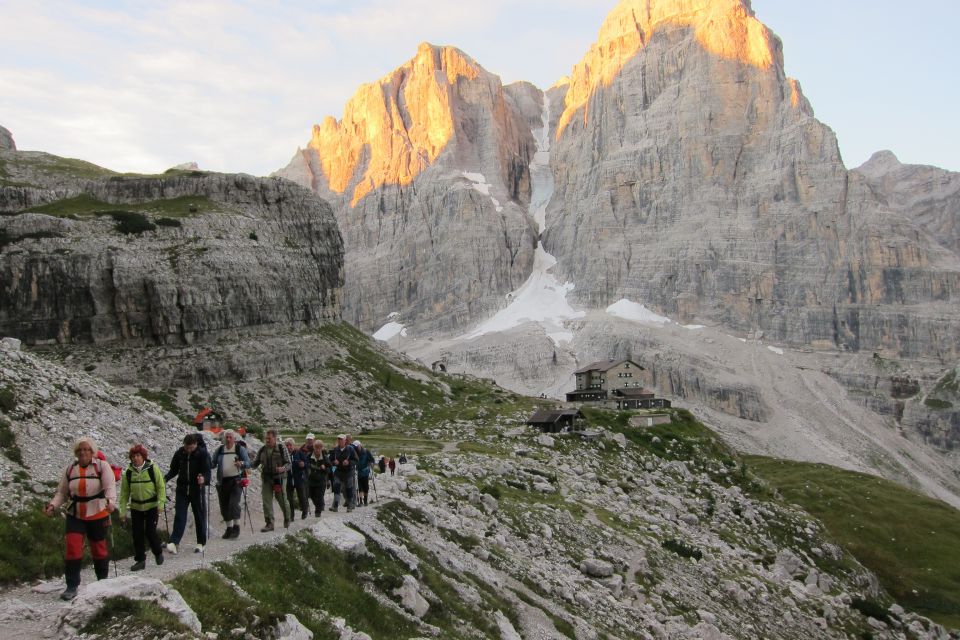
0, 469, 411, 639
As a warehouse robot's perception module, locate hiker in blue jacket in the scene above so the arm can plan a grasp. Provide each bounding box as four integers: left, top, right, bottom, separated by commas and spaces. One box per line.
285, 438, 309, 520
353, 440, 375, 506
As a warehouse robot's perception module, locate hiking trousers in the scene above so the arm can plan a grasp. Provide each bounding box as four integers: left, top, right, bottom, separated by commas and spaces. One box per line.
260, 476, 290, 524
130, 507, 163, 562
171, 489, 207, 546
217, 476, 243, 522
286, 482, 308, 517
338, 472, 357, 508
64, 514, 110, 589
309, 483, 326, 516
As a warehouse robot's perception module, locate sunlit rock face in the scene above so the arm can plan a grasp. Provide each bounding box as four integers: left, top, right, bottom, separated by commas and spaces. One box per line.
545, 0, 960, 360
277, 43, 538, 333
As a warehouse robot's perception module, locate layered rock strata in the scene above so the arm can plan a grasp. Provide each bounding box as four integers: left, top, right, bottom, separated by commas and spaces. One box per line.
276, 43, 539, 333
544, 0, 960, 360
0, 172, 343, 346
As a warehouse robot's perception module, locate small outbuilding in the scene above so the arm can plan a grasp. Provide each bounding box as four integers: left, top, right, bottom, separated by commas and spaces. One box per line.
612, 388, 672, 410
526, 409, 584, 433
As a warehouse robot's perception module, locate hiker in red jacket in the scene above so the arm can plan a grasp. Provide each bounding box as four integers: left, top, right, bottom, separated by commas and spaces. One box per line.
44, 436, 117, 601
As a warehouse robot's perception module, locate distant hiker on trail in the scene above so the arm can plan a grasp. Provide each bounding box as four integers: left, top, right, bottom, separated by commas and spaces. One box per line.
331, 434, 359, 511
308, 439, 329, 517
251, 429, 291, 530
285, 437, 309, 520
118, 444, 166, 571
388, 457, 396, 476
44, 437, 117, 601
212, 429, 250, 540
354, 440, 375, 506
378, 456, 386, 474
398, 452, 408, 465
164, 433, 211, 554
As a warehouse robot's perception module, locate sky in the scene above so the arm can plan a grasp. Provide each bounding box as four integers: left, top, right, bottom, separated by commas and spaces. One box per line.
1, 0, 957, 176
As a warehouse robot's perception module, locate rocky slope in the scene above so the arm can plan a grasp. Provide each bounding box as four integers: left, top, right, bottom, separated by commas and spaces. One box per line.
0, 147, 343, 347
275, 43, 539, 334
544, 0, 960, 361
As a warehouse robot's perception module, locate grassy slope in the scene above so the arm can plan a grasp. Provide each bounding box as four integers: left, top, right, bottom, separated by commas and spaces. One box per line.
747, 456, 960, 628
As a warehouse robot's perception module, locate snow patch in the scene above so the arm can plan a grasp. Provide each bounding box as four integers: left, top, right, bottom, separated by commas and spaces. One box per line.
462, 171, 503, 212
683, 324, 705, 330
767, 346, 784, 355
606, 299, 672, 325
373, 322, 406, 342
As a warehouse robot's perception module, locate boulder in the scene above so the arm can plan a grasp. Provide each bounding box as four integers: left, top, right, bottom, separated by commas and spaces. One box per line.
580, 558, 615, 578
393, 575, 430, 619
274, 613, 313, 640
57, 575, 201, 637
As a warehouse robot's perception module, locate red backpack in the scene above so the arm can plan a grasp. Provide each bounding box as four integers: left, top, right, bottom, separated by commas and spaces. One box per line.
96, 450, 123, 482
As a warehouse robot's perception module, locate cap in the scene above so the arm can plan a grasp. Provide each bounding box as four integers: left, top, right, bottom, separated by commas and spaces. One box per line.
306, 433, 316, 440
353, 440, 362, 448
337, 434, 346, 440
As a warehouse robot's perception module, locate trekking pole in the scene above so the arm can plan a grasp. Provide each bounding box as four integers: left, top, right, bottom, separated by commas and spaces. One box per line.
109, 515, 118, 577
202, 484, 209, 568
242, 485, 254, 535
162, 501, 171, 538
371, 474, 379, 503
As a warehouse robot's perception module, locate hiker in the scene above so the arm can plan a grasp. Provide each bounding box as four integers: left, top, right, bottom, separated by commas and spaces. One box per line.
307, 440, 329, 516
285, 438, 309, 520
43, 437, 117, 601
331, 434, 359, 511
388, 457, 396, 476
164, 433, 211, 554
398, 452, 408, 465
300, 432, 316, 458
251, 429, 291, 530
354, 440, 375, 506
118, 444, 166, 571
328, 447, 342, 512
211, 430, 250, 540
378, 456, 386, 474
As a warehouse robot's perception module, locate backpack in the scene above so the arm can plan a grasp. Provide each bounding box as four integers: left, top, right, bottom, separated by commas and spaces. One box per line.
96, 450, 123, 482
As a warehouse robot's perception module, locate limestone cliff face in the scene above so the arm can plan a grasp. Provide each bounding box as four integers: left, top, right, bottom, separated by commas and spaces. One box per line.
545, 0, 960, 360
0, 126, 15, 152
0, 173, 343, 346
276, 44, 538, 333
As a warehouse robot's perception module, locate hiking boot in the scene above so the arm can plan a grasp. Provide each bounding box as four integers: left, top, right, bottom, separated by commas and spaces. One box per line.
314, 511, 322, 518
261, 522, 274, 532
194, 544, 204, 554
283, 519, 290, 529
230, 525, 241, 539
155, 553, 164, 566
347, 506, 354, 512
330, 506, 338, 512
165, 542, 178, 554
222, 527, 233, 539
60, 587, 78, 601
130, 561, 146, 572
301, 511, 308, 519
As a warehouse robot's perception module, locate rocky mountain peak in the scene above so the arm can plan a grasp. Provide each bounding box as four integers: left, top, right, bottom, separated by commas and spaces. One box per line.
558, 0, 778, 133
306, 42, 487, 206
855, 149, 903, 178
0, 125, 15, 152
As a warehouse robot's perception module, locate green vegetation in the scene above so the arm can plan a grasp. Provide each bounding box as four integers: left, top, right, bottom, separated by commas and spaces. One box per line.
316, 321, 537, 428
924, 398, 954, 410
934, 369, 959, 395
0, 153, 116, 185
155, 217, 182, 228
661, 538, 703, 561
136, 388, 184, 418
0, 384, 16, 412
23, 193, 226, 222
81, 596, 192, 639
170, 569, 281, 638
108, 210, 156, 234
216, 532, 417, 640
0, 501, 67, 584
747, 456, 960, 628
0, 417, 24, 465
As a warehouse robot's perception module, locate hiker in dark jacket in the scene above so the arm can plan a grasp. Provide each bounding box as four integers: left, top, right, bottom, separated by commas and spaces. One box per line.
211, 430, 250, 540
331, 434, 359, 511
307, 440, 329, 516
378, 456, 386, 474
164, 433, 211, 554
118, 444, 166, 571
285, 438, 309, 520
251, 429, 291, 530
353, 440, 375, 506
44, 436, 117, 601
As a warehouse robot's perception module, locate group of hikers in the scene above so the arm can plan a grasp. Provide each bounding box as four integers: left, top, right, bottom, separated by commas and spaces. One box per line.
43, 429, 405, 602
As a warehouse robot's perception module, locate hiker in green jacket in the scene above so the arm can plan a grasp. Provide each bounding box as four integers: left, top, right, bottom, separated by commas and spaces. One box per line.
251, 429, 291, 531
118, 444, 167, 571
